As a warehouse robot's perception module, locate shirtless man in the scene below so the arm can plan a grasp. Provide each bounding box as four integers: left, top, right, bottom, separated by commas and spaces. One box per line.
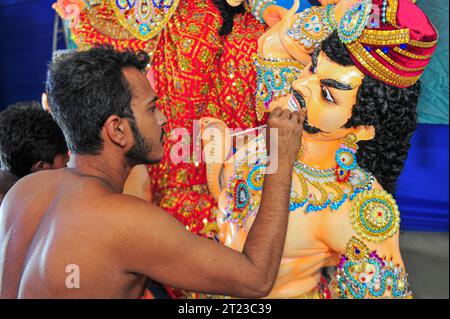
0, 47, 305, 299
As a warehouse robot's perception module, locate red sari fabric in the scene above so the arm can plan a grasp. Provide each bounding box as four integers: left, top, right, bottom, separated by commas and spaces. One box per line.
149, 0, 266, 239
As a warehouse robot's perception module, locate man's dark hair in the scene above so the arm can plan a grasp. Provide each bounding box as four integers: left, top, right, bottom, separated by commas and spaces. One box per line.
0, 101, 68, 177
320, 32, 421, 194
212, 0, 246, 35
46, 46, 150, 155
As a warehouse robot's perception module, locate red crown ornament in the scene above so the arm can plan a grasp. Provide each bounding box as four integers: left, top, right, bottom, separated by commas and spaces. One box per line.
324, 0, 438, 88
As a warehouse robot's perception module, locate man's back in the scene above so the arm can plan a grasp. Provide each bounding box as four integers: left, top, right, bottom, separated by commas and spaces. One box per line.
0, 168, 147, 298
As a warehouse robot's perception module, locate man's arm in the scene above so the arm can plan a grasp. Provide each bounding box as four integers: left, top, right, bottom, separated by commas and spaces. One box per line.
114, 108, 305, 298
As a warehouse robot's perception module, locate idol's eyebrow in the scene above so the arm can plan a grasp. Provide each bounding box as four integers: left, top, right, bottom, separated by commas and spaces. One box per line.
320, 79, 354, 91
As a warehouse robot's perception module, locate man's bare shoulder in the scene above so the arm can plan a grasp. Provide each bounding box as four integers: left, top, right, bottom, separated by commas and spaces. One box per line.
95, 192, 165, 231
1, 169, 63, 211
5, 169, 62, 194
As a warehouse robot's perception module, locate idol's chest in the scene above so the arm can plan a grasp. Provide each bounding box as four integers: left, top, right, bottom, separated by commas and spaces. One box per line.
282, 202, 355, 258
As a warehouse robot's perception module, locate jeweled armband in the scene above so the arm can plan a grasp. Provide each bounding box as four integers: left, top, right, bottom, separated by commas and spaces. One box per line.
333, 236, 413, 299
350, 189, 400, 243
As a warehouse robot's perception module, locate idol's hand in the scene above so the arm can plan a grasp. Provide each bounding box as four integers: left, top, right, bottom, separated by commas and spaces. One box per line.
266, 107, 305, 164
226, 0, 244, 6
262, 5, 288, 27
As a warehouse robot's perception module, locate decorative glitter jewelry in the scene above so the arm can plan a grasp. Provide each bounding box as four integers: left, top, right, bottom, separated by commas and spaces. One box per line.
235, 180, 250, 210
385, 0, 399, 27
381, 0, 388, 24
335, 133, 358, 183
337, 0, 372, 44
346, 41, 421, 87
247, 165, 266, 191
333, 236, 412, 299
223, 131, 377, 227
223, 134, 268, 227
292, 160, 374, 213
320, 0, 436, 88
350, 189, 400, 243
254, 55, 305, 120
287, 6, 332, 50
323, 4, 338, 31
358, 28, 410, 46
111, 0, 180, 40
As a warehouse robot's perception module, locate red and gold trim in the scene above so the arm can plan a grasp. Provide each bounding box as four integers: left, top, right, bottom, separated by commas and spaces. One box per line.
386, 0, 399, 27
347, 41, 421, 88
376, 49, 427, 72
358, 28, 410, 46
409, 38, 438, 49
393, 47, 433, 60
341, 0, 438, 88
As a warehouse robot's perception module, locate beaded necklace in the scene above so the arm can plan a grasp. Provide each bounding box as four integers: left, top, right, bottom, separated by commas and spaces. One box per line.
223, 139, 374, 227
290, 161, 374, 213
224, 135, 375, 227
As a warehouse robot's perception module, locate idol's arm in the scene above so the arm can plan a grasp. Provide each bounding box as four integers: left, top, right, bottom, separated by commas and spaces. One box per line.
332, 190, 413, 299
53, 1, 160, 52
123, 165, 153, 202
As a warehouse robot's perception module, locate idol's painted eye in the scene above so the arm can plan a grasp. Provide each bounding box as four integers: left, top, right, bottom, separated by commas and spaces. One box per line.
309, 63, 317, 74
321, 86, 334, 103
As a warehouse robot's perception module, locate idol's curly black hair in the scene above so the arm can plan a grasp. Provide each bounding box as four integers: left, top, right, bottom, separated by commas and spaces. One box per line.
321, 32, 421, 194
46, 46, 149, 155
212, 0, 246, 36
0, 101, 68, 177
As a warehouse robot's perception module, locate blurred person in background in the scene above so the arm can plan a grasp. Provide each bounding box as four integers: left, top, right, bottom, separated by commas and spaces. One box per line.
0, 101, 69, 204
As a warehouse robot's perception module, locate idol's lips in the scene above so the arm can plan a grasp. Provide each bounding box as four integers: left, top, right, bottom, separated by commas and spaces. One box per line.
292, 89, 306, 110
290, 89, 323, 134
287, 95, 300, 112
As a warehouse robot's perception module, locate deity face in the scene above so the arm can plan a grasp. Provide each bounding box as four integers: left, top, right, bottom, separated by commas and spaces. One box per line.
290, 51, 364, 137
255, 0, 363, 118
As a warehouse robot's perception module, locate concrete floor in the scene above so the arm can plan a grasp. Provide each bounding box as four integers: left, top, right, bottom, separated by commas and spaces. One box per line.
400, 231, 449, 299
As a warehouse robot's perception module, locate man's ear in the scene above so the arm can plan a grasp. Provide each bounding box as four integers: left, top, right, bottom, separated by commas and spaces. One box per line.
104, 115, 128, 148
31, 161, 52, 173
262, 5, 289, 27
354, 125, 375, 141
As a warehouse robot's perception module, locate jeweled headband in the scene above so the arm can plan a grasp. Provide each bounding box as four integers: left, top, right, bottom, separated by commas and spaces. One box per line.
324, 0, 438, 88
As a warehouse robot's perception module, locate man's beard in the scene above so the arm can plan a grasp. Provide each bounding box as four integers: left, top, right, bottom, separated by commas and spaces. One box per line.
124, 119, 162, 167
291, 90, 323, 134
